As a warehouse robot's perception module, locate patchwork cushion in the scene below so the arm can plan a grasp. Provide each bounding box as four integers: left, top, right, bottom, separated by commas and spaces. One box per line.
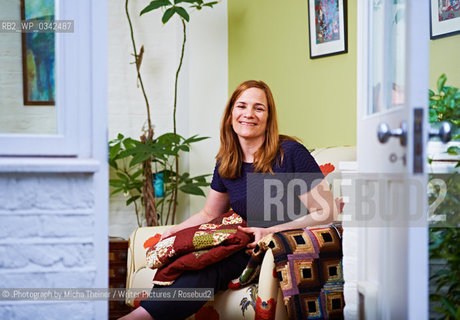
145, 211, 251, 285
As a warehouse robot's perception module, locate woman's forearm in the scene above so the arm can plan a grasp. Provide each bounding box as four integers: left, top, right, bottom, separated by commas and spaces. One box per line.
267, 207, 336, 234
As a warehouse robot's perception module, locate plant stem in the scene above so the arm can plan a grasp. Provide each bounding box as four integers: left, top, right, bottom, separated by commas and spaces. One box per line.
165, 164, 174, 225
126, 0, 157, 226
173, 19, 186, 135
170, 19, 187, 224
125, 0, 152, 133
133, 200, 141, 227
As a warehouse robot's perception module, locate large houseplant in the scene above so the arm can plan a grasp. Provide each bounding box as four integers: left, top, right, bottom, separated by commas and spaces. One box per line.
109, 0, 219, 227
428, 74, 460, 319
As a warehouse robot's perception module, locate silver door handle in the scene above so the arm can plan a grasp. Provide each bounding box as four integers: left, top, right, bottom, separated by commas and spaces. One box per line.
377, 121, 407, 146
429, 121, 452, 143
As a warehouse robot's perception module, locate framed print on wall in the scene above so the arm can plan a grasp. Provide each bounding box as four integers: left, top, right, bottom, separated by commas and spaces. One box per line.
308, 0, 348, 59
21, 0, 55, 105
430, 0, 460, 39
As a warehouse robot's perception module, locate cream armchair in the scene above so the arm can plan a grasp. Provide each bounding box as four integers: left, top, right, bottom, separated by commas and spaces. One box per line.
125, 146, 356, 319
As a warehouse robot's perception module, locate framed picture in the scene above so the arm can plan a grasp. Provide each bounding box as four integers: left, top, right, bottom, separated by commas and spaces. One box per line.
430, 0, 460, 39
21, 0, 55, 105
307, 0, 348, 59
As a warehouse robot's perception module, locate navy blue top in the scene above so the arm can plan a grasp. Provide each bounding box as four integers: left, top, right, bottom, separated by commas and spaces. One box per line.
210, 140, 324, 220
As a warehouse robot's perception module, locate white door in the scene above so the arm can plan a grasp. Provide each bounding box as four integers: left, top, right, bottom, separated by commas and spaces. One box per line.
356, 1, 429, 319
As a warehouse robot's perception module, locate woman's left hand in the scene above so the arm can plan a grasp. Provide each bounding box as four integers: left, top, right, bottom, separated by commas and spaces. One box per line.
238, 226, 272, 255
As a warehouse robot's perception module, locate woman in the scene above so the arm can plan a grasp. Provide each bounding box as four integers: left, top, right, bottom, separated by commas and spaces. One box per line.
120, 80, 338, 320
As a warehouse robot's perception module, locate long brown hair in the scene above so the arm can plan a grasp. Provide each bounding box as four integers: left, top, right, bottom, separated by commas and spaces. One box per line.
216, 80, 295, 178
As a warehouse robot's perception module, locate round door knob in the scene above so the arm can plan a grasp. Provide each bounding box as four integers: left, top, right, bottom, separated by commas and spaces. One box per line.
377, 121, 407, 146
429, 121, 452, 143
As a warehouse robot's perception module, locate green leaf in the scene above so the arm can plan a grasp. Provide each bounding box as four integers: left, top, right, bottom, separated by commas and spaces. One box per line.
131, 169, 143, 180
109, 179, 125, 188
160, 132, 183, 143
180, 184, 205, 196
175, 0, 197, 4
175, 144, 190, 152
127, 195, 140, 206
437, 74, 447, 94
203, 1, 218, 8
440, 297, 457, 317
183, 134, 210, 144
140, 0, 172, 15
162, 7, 176, 24
109, 142, 121, 160
110, 188, 123, 196
108, 158, 118, 170
116, 172, 130, 181
194, 173, 211, 179
429, 109, 438, 123
447, 146, 460, 155
129, 152, 152, 166
174, 6, 190, 21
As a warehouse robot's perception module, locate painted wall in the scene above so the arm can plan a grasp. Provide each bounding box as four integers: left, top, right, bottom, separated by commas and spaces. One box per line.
0, 173, 98, 319
187, 1, 229, 216
429, 34, 460, 89
228, 0, 357, 149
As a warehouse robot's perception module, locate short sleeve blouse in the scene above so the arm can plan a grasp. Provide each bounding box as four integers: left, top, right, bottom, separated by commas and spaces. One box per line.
210, 140, 323, 220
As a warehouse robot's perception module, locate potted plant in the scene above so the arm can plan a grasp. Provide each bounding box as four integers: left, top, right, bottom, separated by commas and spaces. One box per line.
109, 0, 219, 227
428, 74, 460, 319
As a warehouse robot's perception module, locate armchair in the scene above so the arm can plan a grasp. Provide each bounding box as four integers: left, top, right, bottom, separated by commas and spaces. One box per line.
125, 146, 356, 319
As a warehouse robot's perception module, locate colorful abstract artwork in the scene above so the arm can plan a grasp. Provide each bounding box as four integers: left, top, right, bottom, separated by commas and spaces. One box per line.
308, 0, 347, 59
21, 0, 55, 105
314, 0, 340, 44
431, 0, 460, 38
438, 0, 460, 21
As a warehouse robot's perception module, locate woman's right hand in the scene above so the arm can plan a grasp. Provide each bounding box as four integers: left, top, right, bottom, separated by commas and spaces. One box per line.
160, 228, 176, 240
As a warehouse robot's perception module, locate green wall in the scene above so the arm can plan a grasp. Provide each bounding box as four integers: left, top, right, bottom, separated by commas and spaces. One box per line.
228, 0, 357, 149
228, 1, 459, 149
429, 34, 460, 90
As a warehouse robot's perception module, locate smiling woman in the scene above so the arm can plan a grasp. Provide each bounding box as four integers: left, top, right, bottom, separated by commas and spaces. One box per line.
120, 80, 337, 320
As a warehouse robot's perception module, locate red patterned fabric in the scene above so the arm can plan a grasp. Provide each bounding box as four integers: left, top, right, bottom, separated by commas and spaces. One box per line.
319, 162, 335, 176
143, 233, 161, 249
194, 306, 220, 320
145, 211, 251, 285
255, 296, 276, 320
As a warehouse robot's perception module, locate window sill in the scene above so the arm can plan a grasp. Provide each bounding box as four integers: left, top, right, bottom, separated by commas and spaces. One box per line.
0, 158, 100, 173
